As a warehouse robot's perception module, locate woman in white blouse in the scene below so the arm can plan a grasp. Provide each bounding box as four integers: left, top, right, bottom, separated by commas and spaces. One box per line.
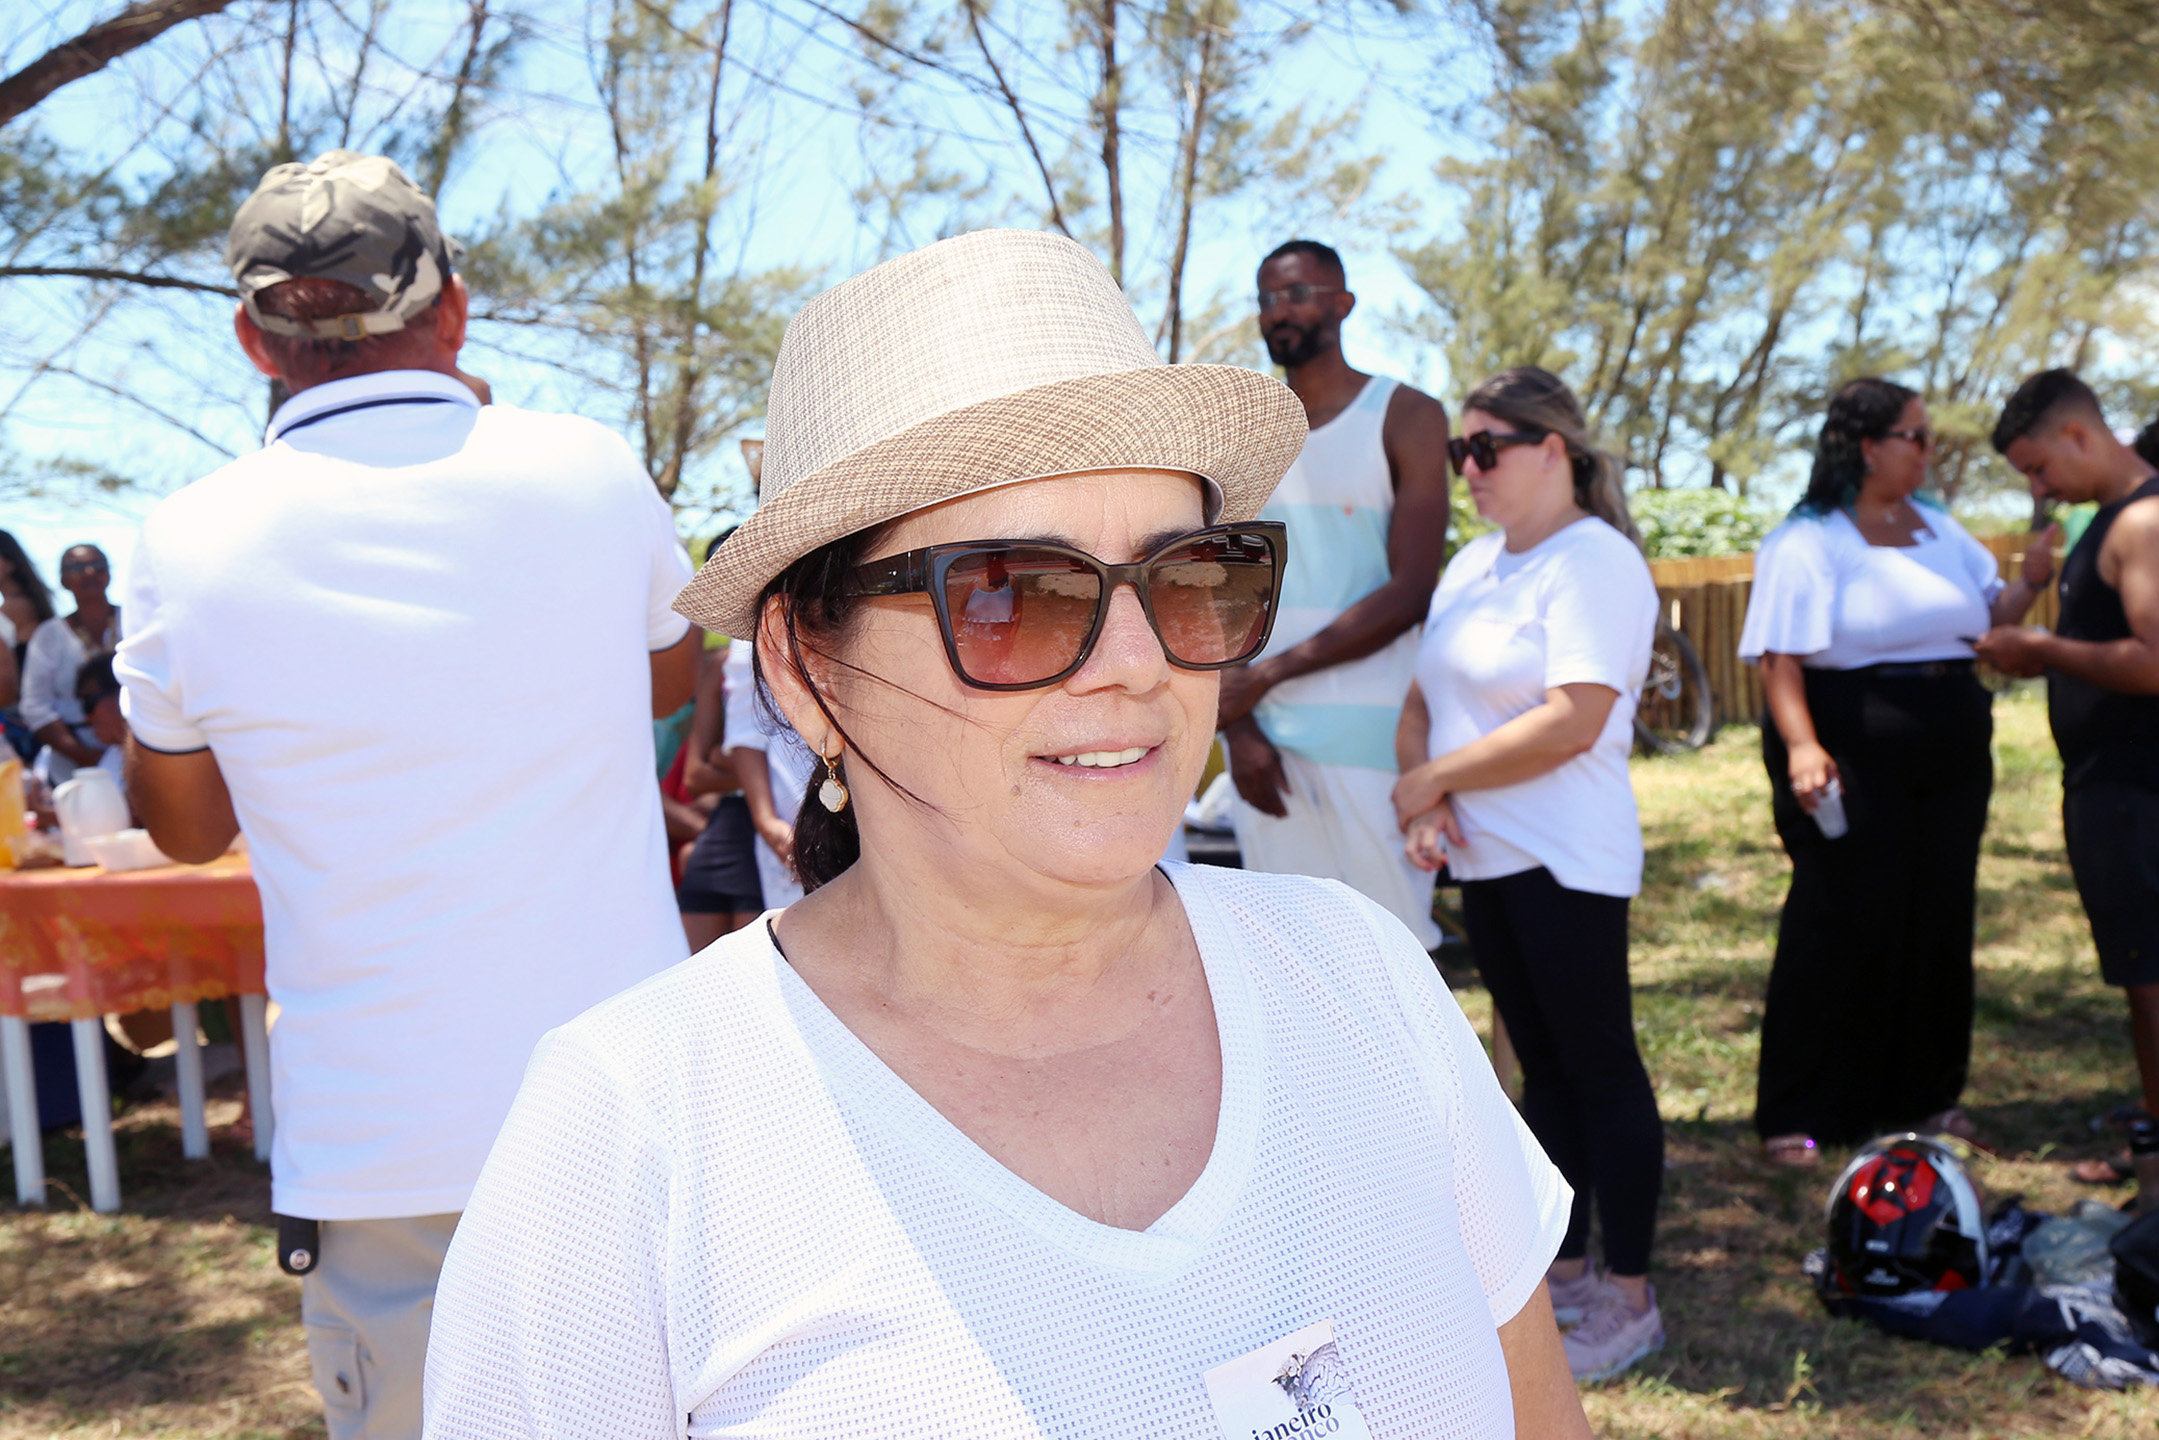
424, 233, 1591, 1440
21, 543, 120, 784
1393, 366, 1664, 1384
1739, 378, 2051, 1166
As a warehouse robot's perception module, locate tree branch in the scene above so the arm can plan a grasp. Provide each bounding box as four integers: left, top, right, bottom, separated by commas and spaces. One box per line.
420, 0, 492, 195
0, 0, 242, 127
962, 0, 1071, 237
0, 265, 235, 296
26, 360, 238, 458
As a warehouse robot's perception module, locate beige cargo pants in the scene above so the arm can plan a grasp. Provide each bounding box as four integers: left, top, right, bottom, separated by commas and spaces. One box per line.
301, 1214, 460, 1440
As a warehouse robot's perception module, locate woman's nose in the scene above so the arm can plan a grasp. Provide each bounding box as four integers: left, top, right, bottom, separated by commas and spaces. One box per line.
1071, 583, 1169, 690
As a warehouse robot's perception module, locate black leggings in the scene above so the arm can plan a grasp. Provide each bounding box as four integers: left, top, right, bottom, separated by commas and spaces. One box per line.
1755, 665, 1992, 1142
1461, 867, 1662, 1276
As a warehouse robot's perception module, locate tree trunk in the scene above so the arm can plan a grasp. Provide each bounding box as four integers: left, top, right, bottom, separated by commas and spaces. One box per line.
1095, 0, 1124, 285
1160, 15, 1219, 364
662, 0, 734, 502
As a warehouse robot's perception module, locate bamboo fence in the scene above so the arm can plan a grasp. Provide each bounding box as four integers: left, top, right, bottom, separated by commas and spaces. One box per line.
1648, 532, 2055, 729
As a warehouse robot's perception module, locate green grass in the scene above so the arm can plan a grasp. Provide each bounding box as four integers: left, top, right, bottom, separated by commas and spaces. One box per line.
4, 686, 2155, 1436
1586, 687, 2159, 1436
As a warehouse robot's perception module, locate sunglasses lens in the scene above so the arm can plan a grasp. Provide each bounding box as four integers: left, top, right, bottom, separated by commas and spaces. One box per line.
1148, 533, 1277, 668
1446, 434, 1506, 475
942, 548, 1103, 686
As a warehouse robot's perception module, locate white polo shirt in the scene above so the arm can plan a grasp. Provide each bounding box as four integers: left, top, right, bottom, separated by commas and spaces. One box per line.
117, 369, 694, 1220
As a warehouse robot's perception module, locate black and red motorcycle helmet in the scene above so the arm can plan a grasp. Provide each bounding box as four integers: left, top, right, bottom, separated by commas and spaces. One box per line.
1824, 1133, 1990, 1297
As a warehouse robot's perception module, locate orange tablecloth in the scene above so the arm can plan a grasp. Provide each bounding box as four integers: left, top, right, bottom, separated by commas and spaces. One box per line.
0, 854, 264, 1022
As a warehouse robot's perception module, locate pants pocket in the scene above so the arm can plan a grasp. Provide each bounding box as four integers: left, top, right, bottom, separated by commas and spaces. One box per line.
307, 1320, 366, 1418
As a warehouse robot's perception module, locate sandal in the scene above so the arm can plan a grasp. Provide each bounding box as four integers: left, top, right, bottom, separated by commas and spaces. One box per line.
1764, 1134, 1821, 1168
2073, 1151, 2134, 1185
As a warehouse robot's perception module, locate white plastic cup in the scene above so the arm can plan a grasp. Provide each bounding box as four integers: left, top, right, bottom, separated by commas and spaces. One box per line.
1812, 778, 1849, 839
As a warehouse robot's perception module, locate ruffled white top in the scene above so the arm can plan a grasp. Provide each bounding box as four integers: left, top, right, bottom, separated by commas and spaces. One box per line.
1738, 508, 2003, 670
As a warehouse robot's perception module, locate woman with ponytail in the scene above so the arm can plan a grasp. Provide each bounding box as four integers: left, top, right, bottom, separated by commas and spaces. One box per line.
1393, 366, 1666, 1382
1739, 378, 2050, 1165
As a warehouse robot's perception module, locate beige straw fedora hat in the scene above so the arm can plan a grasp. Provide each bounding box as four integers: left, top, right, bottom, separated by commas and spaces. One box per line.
674, 228, 1307, 638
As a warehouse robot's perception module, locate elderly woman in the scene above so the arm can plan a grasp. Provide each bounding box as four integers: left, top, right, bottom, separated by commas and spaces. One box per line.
1740, 378, 2050, 1165
423, 232, 1589, 1440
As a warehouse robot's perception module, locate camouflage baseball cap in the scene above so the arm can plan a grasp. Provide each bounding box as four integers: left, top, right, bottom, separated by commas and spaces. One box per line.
225, 150, 465, 340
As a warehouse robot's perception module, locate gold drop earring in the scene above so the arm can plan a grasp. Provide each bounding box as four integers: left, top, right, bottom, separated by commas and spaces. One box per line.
817, 737, 850, 814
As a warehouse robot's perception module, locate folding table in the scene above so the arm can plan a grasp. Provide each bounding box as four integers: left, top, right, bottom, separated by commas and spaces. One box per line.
0, 853, 268, 1212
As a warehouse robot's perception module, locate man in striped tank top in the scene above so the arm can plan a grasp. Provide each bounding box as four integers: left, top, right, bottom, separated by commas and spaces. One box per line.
1218, 241, 1454, 947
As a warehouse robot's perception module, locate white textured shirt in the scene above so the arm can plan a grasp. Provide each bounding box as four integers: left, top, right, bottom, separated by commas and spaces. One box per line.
424, 864, 1571, 1440
116, 369, 694, 1219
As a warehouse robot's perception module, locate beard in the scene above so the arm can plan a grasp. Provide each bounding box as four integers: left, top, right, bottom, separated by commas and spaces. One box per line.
1264, 321, 1326, 368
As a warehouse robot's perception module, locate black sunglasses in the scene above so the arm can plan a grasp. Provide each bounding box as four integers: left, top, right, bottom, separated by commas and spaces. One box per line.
844, 522, 1287, 691
1446, 429, 1547, 476
1256, 284, 1341, 310
1881, 426, 1931, 449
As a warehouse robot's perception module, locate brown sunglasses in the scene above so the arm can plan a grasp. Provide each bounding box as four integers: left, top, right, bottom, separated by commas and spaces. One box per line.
843, 523, 1287, 690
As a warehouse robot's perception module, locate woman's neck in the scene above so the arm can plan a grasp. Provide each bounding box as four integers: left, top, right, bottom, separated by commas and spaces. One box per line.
781, 846, 1184, 1052
1848, 489, 1910, 525
1502, 500, 1589, 554
72, 597, 113, 633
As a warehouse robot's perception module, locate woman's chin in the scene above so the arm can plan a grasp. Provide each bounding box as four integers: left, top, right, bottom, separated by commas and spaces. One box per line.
1014, 818, 1182, 889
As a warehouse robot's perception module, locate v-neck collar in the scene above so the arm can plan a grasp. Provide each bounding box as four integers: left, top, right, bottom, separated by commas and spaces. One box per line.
761, 867, 1262, 1276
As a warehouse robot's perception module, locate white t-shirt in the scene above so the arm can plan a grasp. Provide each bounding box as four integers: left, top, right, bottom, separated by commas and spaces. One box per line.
1737, 508, 2005, 669
423, 865, 1571, 1440
21, 613, 118, 732
33, 736, 123, 789
116, 369, 694, 1220
1412, 519, 1656, 897
720, 639, 813, 909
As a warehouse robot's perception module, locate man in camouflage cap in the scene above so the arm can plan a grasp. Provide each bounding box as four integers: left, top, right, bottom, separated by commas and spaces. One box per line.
117, 152, 699, 1440
227, 149, 464, 341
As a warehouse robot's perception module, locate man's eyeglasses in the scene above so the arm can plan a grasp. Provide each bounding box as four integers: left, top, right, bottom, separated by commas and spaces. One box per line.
844, 523, 1286, 691
1256, 284, 1341, 311
1881, 426, 1931, 449
1446, 429, 1547, 476
60, 560, 107, 576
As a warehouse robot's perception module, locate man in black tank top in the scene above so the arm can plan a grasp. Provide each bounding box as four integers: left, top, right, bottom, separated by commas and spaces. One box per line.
1981, 369, 2159, 1143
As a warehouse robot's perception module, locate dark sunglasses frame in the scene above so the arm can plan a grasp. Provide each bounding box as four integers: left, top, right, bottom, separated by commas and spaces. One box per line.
1880, 426, 1931, 448
843, 521, 1288, 692
1256, 284, 1341, 310
1446, 428, 1548, 476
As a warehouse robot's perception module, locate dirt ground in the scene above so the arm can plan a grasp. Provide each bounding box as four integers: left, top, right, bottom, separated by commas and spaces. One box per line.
3, 686, 2157, 1437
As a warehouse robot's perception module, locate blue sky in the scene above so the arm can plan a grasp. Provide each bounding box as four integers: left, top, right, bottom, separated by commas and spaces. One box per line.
3, 0, 1487, 581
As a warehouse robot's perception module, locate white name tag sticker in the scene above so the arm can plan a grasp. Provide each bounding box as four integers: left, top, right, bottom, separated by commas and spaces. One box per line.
1202, 1319, 1375, 1440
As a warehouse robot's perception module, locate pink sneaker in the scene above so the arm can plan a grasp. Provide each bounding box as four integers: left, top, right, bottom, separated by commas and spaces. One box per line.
1545, 1266, 1607, 1327
1562, 1284, 1664, 1382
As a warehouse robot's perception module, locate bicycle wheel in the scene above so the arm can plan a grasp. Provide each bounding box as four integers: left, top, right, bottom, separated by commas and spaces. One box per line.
1634, 618, 1715, 753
